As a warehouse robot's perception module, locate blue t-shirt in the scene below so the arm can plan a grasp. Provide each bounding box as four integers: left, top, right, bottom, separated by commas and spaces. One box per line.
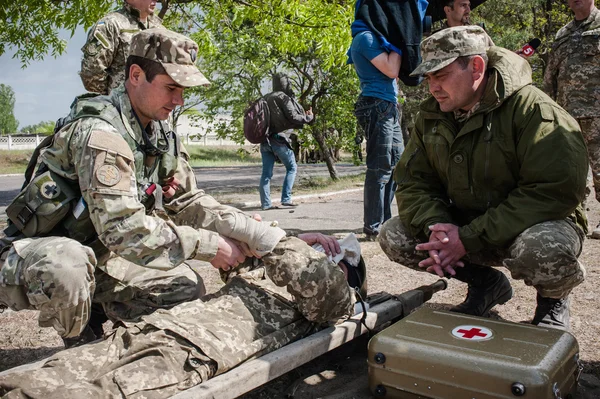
350, 31, 398, 103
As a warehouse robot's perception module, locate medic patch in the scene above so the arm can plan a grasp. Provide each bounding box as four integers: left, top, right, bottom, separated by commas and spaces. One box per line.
40, 181, 61, 199
96, 164, 122, 186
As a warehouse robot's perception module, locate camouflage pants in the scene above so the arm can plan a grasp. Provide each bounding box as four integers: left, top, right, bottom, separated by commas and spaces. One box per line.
578, 117, 600, 202
0, 237, 354, 399
0, 236, 203, 338
379, 216, 586, 298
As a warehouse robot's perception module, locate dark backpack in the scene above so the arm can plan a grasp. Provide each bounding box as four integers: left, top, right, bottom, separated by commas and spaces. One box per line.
243, 97, 270, 144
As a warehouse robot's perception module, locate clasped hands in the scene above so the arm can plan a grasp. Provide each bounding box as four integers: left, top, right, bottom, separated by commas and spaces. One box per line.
415, 223, 467, 277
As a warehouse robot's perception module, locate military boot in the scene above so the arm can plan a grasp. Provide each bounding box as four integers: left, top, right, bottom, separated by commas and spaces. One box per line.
532, 294, 570, 331
591, 223, 600, 240
62, 324, 98, 349
450, 264, 513, 317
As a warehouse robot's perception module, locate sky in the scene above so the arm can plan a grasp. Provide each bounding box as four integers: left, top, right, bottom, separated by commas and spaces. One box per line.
0, 28, 88, 129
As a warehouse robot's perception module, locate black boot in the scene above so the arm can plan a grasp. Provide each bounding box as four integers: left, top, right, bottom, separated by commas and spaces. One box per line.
532, 294, 570, 331
62, 324, 98, 349
88, 302, 108, 338
450, 264, 513, 317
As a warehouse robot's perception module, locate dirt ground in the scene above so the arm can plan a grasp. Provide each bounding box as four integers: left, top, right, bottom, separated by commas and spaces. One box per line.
0, 190, 599, 398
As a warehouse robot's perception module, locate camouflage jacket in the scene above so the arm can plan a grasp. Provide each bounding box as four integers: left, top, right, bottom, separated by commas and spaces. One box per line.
543, 8, 600, 118
39, 85, 260, 270
80, 2, 163, 95
395, 47, 588, 252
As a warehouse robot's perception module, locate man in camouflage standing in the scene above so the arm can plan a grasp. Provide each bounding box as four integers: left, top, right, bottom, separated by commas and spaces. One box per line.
0, 28, 289, 347
379, 26, 588, 331
544, 0, 600, 239
80, 0, 162, 94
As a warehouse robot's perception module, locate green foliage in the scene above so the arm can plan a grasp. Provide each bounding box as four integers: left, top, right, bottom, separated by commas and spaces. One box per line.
0, 84, 19, 134
0, 0, 114, 66
182, 0, 359, 156
21, 120, 56, 135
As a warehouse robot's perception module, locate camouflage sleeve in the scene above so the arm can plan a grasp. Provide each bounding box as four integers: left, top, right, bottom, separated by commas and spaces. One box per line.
164, 154, 286, 256
164, 154, 250, 227
261, 237, 355, 323
69, 121, 219, 269
543, 46, 560, 100
80, 19, 119, 94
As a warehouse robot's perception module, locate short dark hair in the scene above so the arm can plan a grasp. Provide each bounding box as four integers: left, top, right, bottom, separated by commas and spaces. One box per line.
125, 55, 168, 82
444, 0, 456, 8
456, 53, 488, 69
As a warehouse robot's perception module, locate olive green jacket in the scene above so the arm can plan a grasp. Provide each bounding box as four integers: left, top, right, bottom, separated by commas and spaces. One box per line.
395, 47, 588, 253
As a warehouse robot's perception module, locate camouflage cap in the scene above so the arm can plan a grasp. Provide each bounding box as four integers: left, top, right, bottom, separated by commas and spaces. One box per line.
130, 28, 210, 87
410, 25, 490, 77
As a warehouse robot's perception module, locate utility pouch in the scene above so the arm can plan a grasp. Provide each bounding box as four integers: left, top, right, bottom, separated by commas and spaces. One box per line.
6, 170, 78, 237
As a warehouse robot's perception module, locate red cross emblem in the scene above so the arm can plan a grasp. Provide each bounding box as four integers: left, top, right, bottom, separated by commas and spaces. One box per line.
451, 325, 493, 341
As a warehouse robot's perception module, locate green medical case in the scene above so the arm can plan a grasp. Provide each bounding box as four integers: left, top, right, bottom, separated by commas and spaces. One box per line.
368, 307, 582, 398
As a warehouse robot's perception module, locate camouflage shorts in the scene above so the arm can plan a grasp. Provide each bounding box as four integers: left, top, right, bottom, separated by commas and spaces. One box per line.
379, 216, 586, 298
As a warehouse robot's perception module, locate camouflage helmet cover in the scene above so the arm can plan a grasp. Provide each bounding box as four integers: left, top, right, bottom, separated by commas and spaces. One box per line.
129, 27, 210, 87
410, 25, 490, 76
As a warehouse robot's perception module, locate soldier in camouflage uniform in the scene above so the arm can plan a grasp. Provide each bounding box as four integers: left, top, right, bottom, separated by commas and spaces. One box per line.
543, 0, 600, 239
379, 26, 588, 331
80, 0, 163, 94
0, 29, 290, 346
0, 234, 357, 399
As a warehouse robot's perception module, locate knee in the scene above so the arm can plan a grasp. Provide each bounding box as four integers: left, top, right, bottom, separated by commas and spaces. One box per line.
506, 222, 585, 296
23, 238, 96, 307
379, 217, 422, 266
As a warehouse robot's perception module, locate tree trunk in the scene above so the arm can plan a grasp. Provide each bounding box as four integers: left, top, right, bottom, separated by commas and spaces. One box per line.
312, 129, 338, 180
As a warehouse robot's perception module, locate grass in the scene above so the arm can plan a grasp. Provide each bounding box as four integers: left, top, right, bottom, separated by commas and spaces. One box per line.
0, 150, 34, 175
186, 145, 262, 167
0, 146, 263, 175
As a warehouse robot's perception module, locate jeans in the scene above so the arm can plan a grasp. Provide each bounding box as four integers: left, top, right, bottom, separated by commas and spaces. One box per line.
259, 136, 297, 209
354, 96, 404, 235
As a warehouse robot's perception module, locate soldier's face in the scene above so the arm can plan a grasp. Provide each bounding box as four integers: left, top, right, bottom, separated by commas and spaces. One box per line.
425, 60, 477, 113
568, 0, 594, 15
445, 0, 471, 27
128, 0, 157, 16
129, 69, 185, 127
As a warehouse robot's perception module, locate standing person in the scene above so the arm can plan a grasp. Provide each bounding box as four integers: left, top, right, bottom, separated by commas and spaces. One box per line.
1, 28, 287, 348
544, 0, 600, 239
260, 73, 314, 211
379, 26, 588, 331
439, 0, 495, 46
350, 20, 404, 239
80, 0, 163, 94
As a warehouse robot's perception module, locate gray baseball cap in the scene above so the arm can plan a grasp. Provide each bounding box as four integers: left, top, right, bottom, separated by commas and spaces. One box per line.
130, 28, 210, 87
410, 25, 490, 76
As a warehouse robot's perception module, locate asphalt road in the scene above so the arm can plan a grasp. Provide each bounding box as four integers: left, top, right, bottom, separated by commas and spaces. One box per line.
0, 163, 366, 219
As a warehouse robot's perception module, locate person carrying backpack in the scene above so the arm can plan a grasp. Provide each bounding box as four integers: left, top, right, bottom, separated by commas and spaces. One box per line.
259, 73, 314, 210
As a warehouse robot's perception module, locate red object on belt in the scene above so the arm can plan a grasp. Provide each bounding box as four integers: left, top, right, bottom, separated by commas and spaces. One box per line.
145, 183, 157, 195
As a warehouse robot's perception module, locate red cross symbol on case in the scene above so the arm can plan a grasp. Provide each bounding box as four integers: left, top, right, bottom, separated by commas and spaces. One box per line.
451, 325, 493, 341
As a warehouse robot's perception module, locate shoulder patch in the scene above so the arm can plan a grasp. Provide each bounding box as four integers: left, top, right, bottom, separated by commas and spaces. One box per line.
87, 129, 134, 161
93, 30, 110, 49
96, 164, 122, 186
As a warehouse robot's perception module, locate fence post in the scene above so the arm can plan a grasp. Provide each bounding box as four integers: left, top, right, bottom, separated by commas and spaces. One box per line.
203, 135, 207, 146
7, 135, 12, 151
35, 134, 40, 146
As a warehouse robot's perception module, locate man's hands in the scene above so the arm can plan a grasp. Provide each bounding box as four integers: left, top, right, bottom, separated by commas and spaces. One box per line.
211, 236, 247, 271
297, 232, 341, 257
210, 213, 266, 271
415, 223, 467, 277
